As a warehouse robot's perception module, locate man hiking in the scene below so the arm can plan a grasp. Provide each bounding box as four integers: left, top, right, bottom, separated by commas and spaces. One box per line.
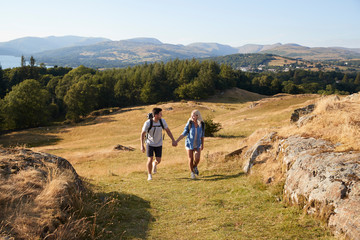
141, 107, 177, 180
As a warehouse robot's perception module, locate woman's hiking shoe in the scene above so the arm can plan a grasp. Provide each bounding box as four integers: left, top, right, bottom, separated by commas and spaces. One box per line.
193, 166, 199, 176
191, 172, 196, 179
152, 161, 157, 174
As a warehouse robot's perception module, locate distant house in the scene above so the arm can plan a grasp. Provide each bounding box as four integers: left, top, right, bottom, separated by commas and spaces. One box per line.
239, 67, 251, 72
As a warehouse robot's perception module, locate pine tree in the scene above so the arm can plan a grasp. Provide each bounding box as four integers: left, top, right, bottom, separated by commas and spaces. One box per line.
354, 72, 360, 85
21, 55, 26, 67
30, 56, 35, 67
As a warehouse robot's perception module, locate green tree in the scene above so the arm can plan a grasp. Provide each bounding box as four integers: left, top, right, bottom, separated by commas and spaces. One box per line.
354, 72, 360, 85
30, 56, 35, 67
282, 81, 301, 94
55, 65, 96, 101
64, 78, 99, 122
218, 64, 236, 90
1, 79, 50, 129
0, 65, 6, 98
341, 74, 349, 84
21, 55, 26, 67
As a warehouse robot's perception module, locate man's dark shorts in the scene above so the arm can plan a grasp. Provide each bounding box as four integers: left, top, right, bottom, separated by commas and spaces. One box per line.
146, 145, 162, 158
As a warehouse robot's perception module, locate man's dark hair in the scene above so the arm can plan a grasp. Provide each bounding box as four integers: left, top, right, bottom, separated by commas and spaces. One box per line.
152, 108, 162, 116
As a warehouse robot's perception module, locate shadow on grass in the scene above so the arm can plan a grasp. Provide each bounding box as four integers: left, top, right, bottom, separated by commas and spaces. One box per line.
215, 134, 246, 139
81, 107, 145, 127
199, 172, 245, 181
84, 191, 153, 240
0, 132, 63, 148
176, 172, 245, 181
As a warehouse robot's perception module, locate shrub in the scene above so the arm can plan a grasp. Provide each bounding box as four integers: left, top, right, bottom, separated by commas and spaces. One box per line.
204, 116, 222, 137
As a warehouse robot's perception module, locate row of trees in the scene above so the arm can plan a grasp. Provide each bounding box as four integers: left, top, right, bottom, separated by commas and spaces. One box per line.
1, 58, 360, 131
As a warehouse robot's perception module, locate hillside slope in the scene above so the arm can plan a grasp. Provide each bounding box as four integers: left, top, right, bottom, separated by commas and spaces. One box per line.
239, 93, 360, 239
0, 91, 341, 239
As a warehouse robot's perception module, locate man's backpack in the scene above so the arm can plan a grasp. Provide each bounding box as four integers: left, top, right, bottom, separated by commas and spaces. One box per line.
147, 113, 164, 132
146, 113, 165, 141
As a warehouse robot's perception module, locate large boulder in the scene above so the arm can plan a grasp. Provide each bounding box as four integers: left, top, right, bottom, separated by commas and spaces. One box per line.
0, 147, 85, 239
278, 136, 360, 239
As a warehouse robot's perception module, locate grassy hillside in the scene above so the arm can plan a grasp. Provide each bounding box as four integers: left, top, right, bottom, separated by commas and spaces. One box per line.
0, 89, 336, 239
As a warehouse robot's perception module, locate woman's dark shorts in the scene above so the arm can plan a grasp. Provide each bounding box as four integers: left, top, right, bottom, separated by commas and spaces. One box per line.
146, 145, 162, 158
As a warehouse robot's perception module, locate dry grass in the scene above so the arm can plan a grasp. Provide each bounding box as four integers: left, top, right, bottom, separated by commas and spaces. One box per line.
278, 93, 360, 151
0, 151, 90, 239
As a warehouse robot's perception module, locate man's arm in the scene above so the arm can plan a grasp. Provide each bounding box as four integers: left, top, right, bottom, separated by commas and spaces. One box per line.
201, 137, 204, 150
165, 128, 177, 146
140, 131, 146, 153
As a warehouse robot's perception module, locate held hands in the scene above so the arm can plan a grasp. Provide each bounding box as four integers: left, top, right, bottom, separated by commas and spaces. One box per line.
172, 140, 178, 147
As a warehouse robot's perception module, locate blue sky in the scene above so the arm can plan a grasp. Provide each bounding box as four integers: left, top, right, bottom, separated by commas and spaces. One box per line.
1, 0, 360, 48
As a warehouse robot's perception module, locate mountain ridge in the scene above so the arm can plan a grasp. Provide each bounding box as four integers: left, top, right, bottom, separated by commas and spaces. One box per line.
0, 36, 110, 56
1, 36, 360, 68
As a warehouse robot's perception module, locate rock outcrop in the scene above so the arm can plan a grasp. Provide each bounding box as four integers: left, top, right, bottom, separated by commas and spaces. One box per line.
242, 132, 276, 173
290, 104, 315, 123
241, 92, 360, 239
243, 134, 360, 239
0, 147, 84, 239
278, 136, 360, 239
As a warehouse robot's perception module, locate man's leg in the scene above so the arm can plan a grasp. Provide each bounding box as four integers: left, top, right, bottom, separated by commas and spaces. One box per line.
152, 146, 162, 174
146, 145, 154, 180
147, 156, 154, 174
153, 157, 161, 174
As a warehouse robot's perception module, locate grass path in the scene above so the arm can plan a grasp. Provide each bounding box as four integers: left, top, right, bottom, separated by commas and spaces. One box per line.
91, 161, 334, 240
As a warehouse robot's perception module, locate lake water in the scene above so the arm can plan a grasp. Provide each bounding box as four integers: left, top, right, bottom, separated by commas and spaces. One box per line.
0, 55, 22, 69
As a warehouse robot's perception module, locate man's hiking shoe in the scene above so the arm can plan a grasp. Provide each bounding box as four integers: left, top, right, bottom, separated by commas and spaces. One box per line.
191, 172, 196, 179
194, 166, 199, 176
147, 174, 152, 181
152, 161, 157, 174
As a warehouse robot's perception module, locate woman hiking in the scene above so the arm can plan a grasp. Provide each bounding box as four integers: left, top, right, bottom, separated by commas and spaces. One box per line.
175, 110, 205, 179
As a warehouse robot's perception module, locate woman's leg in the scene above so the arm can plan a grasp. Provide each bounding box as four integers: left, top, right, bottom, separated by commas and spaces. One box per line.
187, 149, 194, 172
194, 149, 201, 167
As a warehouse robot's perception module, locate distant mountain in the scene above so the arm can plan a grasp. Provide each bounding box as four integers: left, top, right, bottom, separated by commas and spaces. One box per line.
2, 35, 360, 68
237, 43, 282, 53
262, 44, 360, 60
124, 37, 163, 45
332, 47, 360, 54
33, 39, 360, 68
187, 42, 238, 55
0, 36, 110, 56
33, 39, 236, 68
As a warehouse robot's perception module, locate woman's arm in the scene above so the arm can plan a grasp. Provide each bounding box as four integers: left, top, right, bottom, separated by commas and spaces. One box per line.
175, 134, 185, 144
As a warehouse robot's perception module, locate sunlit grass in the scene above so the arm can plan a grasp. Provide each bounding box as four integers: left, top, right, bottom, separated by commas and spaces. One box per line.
0, 91, 337, 239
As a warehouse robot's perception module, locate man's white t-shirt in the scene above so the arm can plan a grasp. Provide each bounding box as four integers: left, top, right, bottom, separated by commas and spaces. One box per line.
142, 119, 168, 147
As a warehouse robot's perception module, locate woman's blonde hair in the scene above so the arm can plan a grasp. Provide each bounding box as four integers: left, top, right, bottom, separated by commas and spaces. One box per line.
189, 110, 203, 125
